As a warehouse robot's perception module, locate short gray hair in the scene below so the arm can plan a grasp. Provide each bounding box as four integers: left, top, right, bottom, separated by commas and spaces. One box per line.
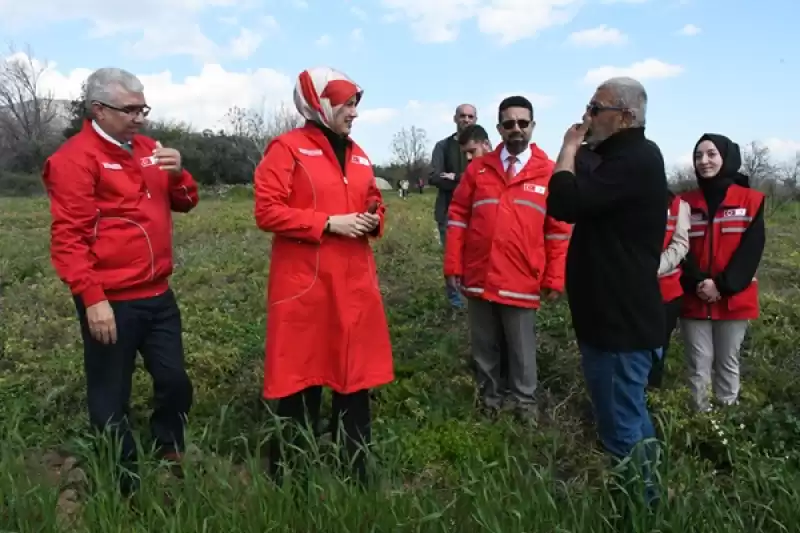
598, 76, 647, 127
84, 67, 144, 113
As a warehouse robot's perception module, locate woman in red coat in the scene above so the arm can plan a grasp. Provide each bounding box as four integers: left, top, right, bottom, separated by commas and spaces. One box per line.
253, 67, 394, 484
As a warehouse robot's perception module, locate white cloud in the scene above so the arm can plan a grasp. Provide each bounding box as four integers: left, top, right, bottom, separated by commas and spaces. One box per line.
12, 53, 292, 131
350, 6, 368, 20
678, 23, 701, 36
380, 0, 580, 45
9, 52, 407, 144
599, 0, 649, 3
227, 28, 264, 59
567, 25, 628, 47
315, 34, 332, 47
290, 0, 308, 8
350, 28, 364, 43
0, 0, 271, 61
583, 59, 684, 85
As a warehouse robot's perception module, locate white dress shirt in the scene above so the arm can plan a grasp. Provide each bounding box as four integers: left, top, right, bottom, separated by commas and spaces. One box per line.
92, 120, 132, 151
500, 144, 531, 175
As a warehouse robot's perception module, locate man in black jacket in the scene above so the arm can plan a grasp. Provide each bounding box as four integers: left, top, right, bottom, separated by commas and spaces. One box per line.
430, 103, 477, 308
546, 76, 666, 507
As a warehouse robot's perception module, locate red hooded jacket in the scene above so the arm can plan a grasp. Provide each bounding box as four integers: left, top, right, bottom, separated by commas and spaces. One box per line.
41, 120, 199, 306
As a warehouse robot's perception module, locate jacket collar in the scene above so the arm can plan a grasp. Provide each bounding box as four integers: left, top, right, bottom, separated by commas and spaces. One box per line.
81, 119, 137, 157
483, 142, 550, 183
301, 122, 353, 167
592, 127, 645, 155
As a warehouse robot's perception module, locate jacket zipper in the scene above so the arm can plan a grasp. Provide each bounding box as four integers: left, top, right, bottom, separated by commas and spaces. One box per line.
127, 148, 151, 198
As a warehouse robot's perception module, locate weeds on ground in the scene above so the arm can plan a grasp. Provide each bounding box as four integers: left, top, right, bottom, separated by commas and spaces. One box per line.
1, 193, 799, 531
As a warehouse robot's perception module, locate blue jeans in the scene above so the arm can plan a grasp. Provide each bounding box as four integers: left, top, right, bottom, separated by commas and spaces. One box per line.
579, 342, 662, 506
438, 223, 463, 308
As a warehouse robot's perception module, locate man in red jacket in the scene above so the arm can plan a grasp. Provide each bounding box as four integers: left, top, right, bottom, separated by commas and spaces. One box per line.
41, 67, 199, 495
443, 96, 571, 423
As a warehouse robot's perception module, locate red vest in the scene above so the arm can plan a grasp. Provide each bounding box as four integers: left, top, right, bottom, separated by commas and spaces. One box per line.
658, 195, 684, 303
680, 184, 763, 320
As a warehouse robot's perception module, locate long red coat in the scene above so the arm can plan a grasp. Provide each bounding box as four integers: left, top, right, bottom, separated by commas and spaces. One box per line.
254, 124, 394, 399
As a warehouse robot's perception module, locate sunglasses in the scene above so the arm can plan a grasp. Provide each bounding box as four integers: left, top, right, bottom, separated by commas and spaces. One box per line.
586, 103, 626, 117
500, 119, 531, 130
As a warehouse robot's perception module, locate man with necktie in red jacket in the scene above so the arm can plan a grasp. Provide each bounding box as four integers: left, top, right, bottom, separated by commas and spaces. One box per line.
444, 96, 571, 424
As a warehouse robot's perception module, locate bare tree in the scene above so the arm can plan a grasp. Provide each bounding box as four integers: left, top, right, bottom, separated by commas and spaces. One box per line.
778, 152, 800, 190
391, 125, 429, 182
223, 101, 303, 168
668, 164, 695, 193
740, 141, 776, 190
0, 44, 61, 172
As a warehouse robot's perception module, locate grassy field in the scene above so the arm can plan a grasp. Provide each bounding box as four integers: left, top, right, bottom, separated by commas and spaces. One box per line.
1, 189, 799, 532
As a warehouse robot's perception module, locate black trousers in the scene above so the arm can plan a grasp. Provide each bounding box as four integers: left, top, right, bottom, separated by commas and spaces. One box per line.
268, 386, 371, 485
648, 296, 682, 389
75, 289, 192, 489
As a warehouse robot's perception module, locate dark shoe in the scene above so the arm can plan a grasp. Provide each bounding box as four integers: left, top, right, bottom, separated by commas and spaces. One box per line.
159, 451, 185, 479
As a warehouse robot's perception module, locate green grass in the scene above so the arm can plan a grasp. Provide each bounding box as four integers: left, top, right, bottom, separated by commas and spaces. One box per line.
1, 190, 799, 532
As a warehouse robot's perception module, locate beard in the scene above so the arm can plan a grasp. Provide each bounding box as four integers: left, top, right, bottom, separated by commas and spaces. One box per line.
505, 135, 528, 154
584, 127, 606, 149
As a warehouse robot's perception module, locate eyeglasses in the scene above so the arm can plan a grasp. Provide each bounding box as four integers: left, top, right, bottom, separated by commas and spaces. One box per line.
95, 101, 151, 117
586, 103, 626, 116
500, 119, 531, 130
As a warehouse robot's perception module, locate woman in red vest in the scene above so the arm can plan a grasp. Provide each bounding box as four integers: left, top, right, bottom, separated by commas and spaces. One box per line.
648, 190, 690, 389
679, 133, 766, 412
253, 67, 394, 484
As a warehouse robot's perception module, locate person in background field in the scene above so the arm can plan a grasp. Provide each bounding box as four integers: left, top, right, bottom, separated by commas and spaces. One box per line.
648, 190, 691, 389
253, 67, 394, 486
546, 77, 666, 507
430, 104, 478, 309
679, 133, 765, 412
444, 96, 571, 424
40, 67, 199, 496
458, 124, 493, 160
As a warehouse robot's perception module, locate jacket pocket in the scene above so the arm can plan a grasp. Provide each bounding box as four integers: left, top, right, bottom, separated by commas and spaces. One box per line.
92, 216, 155, 288
268, 239, 320, 307
725, 280, 758, 313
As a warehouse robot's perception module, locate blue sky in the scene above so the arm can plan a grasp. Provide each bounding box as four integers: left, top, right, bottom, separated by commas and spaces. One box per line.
1, 0, 796, 168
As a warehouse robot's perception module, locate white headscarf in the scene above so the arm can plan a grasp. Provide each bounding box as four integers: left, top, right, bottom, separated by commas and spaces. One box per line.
293, 66, 363, 129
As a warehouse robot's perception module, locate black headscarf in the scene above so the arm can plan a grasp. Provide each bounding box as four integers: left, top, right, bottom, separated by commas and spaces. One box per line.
694, 133, 750, 214
694, 133, 750, 187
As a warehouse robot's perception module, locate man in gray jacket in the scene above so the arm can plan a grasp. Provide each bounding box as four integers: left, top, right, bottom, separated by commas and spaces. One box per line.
429, 103, 477, 308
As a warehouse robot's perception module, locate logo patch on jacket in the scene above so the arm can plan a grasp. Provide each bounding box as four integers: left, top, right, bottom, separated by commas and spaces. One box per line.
523, 183, 547, 194
298, 148, 323, 156
351, 155, 370, 166
102, 162, 122, 170
723, 208, 747, 217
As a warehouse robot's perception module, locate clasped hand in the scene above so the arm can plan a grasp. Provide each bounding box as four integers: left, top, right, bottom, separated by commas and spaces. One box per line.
697, 279, 721, 302
327, 212, 379, 238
